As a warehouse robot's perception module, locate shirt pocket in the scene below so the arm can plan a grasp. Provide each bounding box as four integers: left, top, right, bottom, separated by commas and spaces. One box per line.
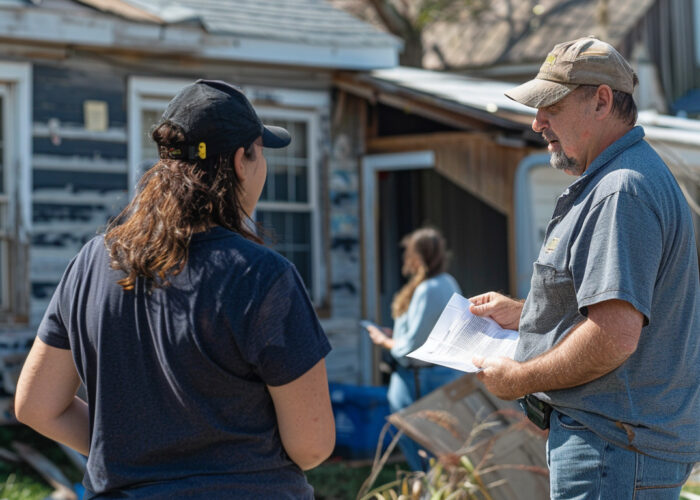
520, 262, 577, 334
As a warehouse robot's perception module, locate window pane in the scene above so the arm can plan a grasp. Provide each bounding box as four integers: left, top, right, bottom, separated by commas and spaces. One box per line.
260, 119, 309, 203
294, 166, 308, 202
256, 210, 312, 290
273, 164, 289, 202
141, 109, 162, 163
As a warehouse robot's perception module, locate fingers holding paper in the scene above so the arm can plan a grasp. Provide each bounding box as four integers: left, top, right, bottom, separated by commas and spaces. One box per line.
473, 355, 526, 400
469, 292, 524, 331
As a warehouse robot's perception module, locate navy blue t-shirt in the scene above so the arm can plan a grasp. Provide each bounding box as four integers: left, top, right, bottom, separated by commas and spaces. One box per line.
37, 227, 331, 498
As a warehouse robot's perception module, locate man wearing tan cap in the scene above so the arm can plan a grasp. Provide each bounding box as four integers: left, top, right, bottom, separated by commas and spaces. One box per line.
469, 37, 700, 498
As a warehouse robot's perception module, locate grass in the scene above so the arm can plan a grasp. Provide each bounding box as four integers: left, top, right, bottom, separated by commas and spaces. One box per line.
0, 425, 82, 500
0, 425, 400, 500
0, 425, 697, 500
307, 457, 408, 500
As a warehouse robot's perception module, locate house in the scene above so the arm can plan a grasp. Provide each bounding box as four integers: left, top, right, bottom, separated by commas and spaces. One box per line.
334, 66, 700, 383
0, 0, 401, 400
0, 0, 697, 398
326, 0, 700, 382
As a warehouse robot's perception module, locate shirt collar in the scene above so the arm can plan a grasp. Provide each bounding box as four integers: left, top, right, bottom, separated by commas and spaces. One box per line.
581, 125, 645, 178
549, 126, 645, 216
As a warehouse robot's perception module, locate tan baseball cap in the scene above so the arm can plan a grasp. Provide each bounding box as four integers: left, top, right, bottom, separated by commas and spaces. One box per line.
505, 37, 637, 108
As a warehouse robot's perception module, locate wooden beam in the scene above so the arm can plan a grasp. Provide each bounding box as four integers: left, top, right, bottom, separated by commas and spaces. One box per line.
74, 0, 164, 23
367, 131, 489, 153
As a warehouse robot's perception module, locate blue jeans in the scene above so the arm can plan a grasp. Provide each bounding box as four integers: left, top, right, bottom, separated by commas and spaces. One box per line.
548, 409, 694, 499
387, 364, 462, 471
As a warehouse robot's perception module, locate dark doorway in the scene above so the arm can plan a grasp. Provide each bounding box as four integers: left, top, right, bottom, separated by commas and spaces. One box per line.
377, 168, 510, 324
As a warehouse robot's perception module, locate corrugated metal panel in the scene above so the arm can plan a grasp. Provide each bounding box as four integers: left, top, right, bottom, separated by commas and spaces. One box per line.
369, 67, 534, 118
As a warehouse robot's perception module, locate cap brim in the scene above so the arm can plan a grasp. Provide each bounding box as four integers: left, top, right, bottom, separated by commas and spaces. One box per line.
262, 125, 291, 148
504, 79, 579, 108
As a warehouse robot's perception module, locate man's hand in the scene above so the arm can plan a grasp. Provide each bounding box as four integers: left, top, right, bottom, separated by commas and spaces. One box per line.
472, 355, 526, 400
469, 292, 524, 330
472, 299, 643, 401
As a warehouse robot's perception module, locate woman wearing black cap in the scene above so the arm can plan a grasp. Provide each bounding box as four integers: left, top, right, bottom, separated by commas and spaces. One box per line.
16, 80, 335, 498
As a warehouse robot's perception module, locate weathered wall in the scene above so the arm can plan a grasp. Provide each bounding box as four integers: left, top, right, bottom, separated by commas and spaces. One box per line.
6, 48, 336, 326
30, 62, 130, 324
319, 90, 366, 384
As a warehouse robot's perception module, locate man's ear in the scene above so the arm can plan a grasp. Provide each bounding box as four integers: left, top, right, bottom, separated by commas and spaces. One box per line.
233, 146, 246, 182
594, 84, 614, 119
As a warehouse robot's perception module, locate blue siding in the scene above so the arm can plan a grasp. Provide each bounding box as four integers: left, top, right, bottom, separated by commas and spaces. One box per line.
30, 64, 129, 325
33, 65, 126, 126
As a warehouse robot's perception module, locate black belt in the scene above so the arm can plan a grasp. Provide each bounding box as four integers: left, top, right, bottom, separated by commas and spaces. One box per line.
522, 394, 553, 430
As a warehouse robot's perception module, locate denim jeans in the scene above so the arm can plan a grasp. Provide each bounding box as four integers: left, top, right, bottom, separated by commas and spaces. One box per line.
547, 409, 695, 499
387, 365, 462, 471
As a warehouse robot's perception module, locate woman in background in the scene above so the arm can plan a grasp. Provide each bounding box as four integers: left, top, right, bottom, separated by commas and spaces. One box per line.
16, 79, 334, 499
366, 227, 462, 471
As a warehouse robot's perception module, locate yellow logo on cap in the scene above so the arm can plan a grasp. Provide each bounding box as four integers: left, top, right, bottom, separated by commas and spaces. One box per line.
198, 142, 206, 160
545, 54, 557, 65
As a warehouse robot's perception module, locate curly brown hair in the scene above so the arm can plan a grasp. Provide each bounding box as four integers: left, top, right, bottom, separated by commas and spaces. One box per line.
105, 122, 261, 290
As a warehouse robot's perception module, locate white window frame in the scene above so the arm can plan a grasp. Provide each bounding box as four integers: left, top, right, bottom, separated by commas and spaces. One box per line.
360, 150, 435, 385
127, 76, 326, 304
253, 106, 321, 303
0, 61, 31, 316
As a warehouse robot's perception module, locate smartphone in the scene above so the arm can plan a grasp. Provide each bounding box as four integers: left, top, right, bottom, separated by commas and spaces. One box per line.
360, 319, 380, 330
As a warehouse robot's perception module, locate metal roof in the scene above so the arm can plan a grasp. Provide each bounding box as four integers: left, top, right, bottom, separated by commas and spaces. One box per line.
370, 67, 533, 118
78, 0, 401, 48
367, 67, 700, 149
0, 0, 400, 69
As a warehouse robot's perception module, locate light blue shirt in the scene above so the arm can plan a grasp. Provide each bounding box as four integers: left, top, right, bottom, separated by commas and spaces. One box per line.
391, 273, 461, 367
517, 127, 700, 462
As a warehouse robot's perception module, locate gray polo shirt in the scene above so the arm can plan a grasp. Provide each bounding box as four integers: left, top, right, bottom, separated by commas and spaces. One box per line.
516, 126, 700, 462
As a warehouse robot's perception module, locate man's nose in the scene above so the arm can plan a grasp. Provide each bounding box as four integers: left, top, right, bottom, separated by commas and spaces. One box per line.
532, 109, 547, 133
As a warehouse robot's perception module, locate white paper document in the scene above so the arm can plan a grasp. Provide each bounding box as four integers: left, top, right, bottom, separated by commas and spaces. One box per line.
407, 293, 519, 373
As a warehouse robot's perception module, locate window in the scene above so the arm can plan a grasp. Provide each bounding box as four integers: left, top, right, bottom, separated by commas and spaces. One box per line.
0, 62, 31, 324
128, 78, 325, 303
254, 109, 320, 300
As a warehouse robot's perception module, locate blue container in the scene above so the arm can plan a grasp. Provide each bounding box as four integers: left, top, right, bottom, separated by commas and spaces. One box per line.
329, 382, 392, 459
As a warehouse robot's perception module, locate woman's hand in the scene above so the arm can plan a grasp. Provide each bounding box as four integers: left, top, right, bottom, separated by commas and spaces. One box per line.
367, 325, 394, 350
469, 292, 524, 331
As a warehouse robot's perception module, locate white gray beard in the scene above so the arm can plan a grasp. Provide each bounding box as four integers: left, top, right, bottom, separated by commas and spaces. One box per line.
550, 151, 583, 175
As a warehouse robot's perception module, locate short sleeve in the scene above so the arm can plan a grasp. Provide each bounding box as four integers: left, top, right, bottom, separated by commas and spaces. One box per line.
36, 256, 79, 350
246, 265, 331, 386
571, 191, 662, 323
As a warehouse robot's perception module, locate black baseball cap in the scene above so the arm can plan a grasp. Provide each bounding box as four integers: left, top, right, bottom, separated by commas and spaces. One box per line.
159, 79, 291, 160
